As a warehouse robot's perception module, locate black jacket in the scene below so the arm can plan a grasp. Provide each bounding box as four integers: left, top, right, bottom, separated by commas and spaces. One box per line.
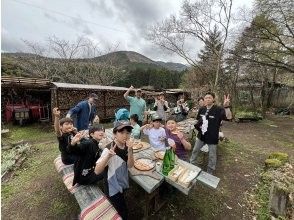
68, 138, 102, 185
195, 105, 226, 144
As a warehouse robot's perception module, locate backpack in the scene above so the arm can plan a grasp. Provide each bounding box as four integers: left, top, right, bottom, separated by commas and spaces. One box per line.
114, 108, 130, 122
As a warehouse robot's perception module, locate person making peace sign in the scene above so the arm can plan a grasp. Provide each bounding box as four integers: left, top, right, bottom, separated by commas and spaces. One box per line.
190, 92, 232, 174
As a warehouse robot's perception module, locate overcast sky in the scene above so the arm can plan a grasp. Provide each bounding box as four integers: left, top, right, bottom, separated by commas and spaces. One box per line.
2, 0, 253, 64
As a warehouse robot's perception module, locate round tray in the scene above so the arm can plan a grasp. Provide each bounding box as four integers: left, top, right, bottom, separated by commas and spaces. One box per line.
134, 158, 155, 171
132, 142, 143, 150
154, 150, 165, 160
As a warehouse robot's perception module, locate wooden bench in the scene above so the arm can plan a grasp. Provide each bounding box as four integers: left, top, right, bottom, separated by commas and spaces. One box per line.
54, 156, 121, 220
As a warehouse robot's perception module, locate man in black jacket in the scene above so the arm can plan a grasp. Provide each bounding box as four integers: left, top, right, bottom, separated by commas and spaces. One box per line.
190, 92, 231, 174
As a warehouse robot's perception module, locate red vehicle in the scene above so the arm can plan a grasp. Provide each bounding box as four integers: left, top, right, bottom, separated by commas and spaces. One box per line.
4, 99, 50, 125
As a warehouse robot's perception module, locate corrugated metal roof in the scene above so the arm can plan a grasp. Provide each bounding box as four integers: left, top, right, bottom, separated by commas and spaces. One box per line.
52, 82, 128, 91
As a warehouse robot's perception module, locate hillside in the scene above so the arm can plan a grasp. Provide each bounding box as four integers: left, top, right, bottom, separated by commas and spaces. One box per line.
2, 51, 187, 72
1, 51, 186, 88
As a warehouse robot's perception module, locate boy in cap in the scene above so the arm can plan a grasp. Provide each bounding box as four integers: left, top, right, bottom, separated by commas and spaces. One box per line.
66, 93, 100, 131
68, 124, 105, 185
95, 120, 134, 220
53, 107, 78, 165
141, 114, 166, 150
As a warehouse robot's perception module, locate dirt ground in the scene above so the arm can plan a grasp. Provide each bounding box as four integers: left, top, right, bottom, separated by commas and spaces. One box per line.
1, 115, 293, 220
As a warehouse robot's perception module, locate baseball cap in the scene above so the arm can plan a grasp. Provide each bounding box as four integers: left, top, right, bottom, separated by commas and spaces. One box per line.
89, 124, 105, 134
113, 120, 133, 132
151, 114, 162, 121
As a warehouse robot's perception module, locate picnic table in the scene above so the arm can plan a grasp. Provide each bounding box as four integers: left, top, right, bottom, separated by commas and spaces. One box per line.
103, 128, 220, 218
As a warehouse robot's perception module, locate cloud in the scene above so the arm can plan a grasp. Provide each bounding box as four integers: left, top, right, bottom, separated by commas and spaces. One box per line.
85, 0, 114, 17
1, 28, 27, 52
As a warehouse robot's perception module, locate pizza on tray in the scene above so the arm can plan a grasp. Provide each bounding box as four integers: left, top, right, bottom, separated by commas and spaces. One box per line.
134, 158, 155, 171
132, 142, 143, 150
154, 150, 165, 160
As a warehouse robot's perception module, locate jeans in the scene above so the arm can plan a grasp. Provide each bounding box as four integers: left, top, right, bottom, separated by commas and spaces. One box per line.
190, 138, 217, 171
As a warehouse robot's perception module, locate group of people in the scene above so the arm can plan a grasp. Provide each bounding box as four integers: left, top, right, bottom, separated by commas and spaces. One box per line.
53, 86, 231, 219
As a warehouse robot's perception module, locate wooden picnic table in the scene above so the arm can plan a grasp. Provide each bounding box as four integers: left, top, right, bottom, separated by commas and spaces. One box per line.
103, 127, 220, 217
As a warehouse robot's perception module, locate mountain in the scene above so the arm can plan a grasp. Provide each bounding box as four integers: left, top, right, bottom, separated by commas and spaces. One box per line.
91, 51, 187, 71
2, 50, 187, 72
155, 61, 187, 72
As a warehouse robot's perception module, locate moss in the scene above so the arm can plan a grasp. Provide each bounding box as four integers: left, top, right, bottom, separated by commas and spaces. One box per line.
265, 158, 283, 168
268, 152, 289, 164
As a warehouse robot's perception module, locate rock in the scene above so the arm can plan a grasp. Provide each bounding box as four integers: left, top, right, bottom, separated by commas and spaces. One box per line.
269, 182, 289, 217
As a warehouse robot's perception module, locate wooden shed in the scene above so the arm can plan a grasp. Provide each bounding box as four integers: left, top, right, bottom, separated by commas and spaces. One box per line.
51, 82, 130, 121
1, 76, 52, 123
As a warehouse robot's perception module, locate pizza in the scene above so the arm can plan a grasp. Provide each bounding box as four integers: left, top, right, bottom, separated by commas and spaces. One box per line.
154, 150, 165, 160
134, 158, 155, 171
132, 142, 143, 150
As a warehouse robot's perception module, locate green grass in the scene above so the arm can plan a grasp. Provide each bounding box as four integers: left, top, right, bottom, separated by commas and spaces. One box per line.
1, 141, 79, 219
4, 123, 55, 143
255, 172, 272, 220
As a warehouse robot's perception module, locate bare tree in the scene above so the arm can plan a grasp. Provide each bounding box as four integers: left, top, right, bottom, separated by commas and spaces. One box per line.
148, 0, 233, 91
18, 36, 123, 85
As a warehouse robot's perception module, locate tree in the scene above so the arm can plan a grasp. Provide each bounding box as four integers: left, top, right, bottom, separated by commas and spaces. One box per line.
235, 0, 294, 72
182, 27, 229, 99
148, 0, 233, 92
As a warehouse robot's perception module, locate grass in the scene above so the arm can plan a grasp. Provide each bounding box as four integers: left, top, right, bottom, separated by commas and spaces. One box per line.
3, 123, 55, 143
255, 172, 272, 220
1, 140, 79, 219
1, 124, 79, 219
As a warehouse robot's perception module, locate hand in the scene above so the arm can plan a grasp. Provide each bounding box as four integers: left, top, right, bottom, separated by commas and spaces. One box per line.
108, 144, 117, 157
126, 139, 134, 150
71, 132, 82, 145
129, 85, 134, 90
177, 131, 184, 140
147, 123, 153, 129
93, 115, 99, 123
223, 94, 230, 107
53, 107, 60, 117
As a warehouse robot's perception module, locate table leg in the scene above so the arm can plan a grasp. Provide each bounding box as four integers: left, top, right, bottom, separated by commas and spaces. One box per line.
143, 188, 167, 219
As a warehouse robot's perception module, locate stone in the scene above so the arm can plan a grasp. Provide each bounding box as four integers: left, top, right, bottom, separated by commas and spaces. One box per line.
269, 183, 289, 217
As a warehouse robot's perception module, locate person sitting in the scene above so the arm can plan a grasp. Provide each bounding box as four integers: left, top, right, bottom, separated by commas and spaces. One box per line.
53, 107, 78, 165
165, 116, 192, 161
68, 125, 105, 185
130, 114, 141, 139
95, 121, 134, 220
141, 114, 166, 150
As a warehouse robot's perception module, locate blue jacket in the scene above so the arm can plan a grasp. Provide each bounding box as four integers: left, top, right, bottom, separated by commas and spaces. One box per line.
68, 100, 96, 131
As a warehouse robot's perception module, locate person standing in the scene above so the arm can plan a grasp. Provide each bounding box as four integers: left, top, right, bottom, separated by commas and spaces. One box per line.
66, 93, 100, 131
123, 86, 146, 126
190, 92, 231, 174
153, 92, 169, 123
175, 95, 189, 122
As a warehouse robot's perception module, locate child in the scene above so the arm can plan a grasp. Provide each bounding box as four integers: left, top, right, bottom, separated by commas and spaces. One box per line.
95, 121, 134, 220
130, 114, 141, 139
165, 116, 192, 161
53, 107, 78, 165
68, 125, 105, 185
141, 114, 166, 150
